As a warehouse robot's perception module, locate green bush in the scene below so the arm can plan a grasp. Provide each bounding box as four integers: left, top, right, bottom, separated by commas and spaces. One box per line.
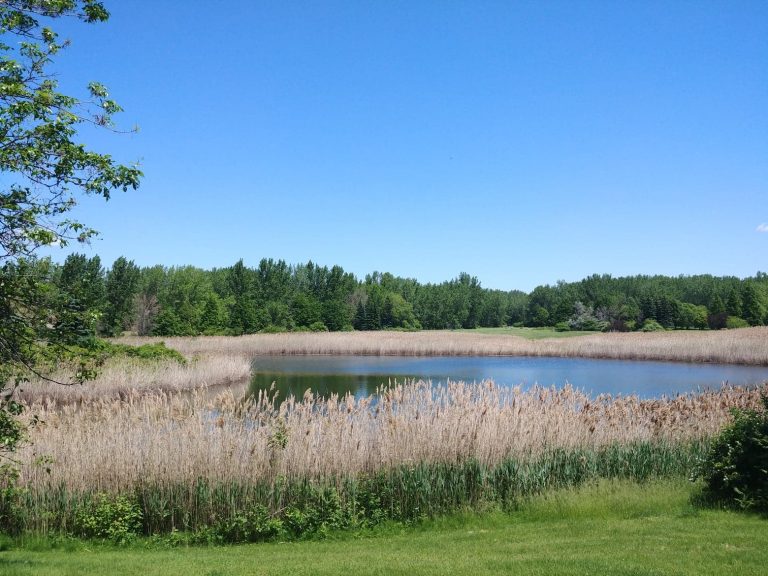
725, 316, 750, 329
94, 340, 186, 364
260, 324, 285, 334
210, 505, 284, 543
579, 319, 609, 332
640, 319, 665, 332
0, 464, 23, 535
553, 322, 570, 332
74, 493, 143, 544
692, 394, 768, 512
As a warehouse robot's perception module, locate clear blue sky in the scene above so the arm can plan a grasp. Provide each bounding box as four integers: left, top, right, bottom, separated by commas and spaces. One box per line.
45, 0, 767, 292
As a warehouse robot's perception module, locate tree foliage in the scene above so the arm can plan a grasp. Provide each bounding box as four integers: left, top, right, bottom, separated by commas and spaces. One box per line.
48, 260, 765, 338
0, 1, 141, 457
102, 256, 139, 336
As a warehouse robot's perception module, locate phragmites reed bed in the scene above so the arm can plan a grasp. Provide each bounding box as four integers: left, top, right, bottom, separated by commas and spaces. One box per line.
9, 329, 767, 537
14, 354, 251, 405
19, 380, 766, 494
116, 327, 768, 365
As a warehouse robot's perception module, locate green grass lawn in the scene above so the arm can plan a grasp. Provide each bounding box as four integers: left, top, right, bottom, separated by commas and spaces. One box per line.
456, 326, 599, 339
2, 479, 765, 576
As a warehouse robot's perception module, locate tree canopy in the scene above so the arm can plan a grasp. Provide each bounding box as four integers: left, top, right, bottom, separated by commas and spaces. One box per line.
0, 1, 141, 457
22, 253, 767, 342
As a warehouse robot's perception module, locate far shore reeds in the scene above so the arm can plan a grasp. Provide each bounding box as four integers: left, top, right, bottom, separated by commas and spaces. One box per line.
117, 326, 768, 365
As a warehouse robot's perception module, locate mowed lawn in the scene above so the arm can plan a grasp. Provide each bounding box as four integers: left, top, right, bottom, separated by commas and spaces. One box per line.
1, 480, 765, 576
456, 326, 600, 339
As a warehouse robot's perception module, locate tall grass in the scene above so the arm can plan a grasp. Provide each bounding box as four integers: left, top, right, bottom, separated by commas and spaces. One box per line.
6, 328, 765, 541
117, 327, 768, 365
9, 380, 765, 538
14, 354, 251, 405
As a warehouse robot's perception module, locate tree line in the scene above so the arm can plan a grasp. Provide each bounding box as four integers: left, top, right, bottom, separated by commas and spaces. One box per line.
7, 255, 767, 340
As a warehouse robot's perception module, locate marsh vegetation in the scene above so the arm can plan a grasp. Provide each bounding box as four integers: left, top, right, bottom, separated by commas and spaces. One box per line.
119, 326, 768, 365
6, 330, 765, 542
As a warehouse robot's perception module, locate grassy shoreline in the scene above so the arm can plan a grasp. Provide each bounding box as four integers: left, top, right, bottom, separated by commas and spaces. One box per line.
117, 326, 768, 365
3, 479, 766, 576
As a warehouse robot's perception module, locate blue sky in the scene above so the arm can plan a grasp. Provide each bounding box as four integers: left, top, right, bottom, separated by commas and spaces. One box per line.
44, 0, 767, 292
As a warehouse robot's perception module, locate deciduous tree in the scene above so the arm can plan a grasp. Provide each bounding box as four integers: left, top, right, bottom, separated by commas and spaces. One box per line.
0, 1, 141, 457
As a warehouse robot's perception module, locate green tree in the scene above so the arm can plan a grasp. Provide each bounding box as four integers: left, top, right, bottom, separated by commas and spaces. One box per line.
199, 292, 227, 334
151, 266, 213, 336
382, 292, 420, 330
726, 289, 743, 318
53, 253, 105, 343
708, 293, 728, 329
291, 292, 322, 329
741, 284, 766, 326
505, 290, 529, 326
676, 302, 709, 330
0, 1, 140, 459
527, 285, 558, 327
228, 260, 257, 335
320, 265, 355, 330
134, 265, 163, 335
57, 254, 106, 311
102, 256, 139, 336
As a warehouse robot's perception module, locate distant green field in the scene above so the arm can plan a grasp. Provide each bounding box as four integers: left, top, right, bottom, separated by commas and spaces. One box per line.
455, 326, 599, 339
3, 479, 766, 576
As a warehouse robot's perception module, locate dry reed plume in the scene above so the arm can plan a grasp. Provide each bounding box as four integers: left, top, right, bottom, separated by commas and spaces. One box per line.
116, 327, 768, 365
18, 380, 766, 495
15, 354, 251, 405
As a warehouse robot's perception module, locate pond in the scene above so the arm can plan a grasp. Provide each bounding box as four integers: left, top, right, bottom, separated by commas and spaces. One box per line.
249, 355, 768, 400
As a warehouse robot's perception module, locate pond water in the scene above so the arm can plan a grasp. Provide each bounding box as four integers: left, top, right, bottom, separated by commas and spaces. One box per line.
249, 355, 768, 400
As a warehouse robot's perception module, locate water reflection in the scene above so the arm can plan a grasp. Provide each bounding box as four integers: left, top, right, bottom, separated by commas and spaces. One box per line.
249, 355, 768, 401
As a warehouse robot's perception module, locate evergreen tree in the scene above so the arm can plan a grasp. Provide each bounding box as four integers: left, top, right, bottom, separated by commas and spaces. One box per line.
708, 293, 728, 329
54, 254, 106, 343
228, 260, 257, 334
742, 284, 766, 326
353, 301, 367, 330
726, 289, 743, 318
199, 293, 227, 334
103, 256, 139, 336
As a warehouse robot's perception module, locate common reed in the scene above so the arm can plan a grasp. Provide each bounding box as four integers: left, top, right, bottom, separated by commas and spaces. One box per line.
21, 381, 762, 489
12, 380, 765, 535
14, 354, 251, 405
116, 327, 768, 365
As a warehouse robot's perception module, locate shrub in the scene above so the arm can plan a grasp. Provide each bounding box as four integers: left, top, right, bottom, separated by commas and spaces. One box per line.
0, 464, 23, 535
725, 316, 750, 329
692, 394, 768, 512
640, 319, 665, 332
308, 321, 328, 332
96, 341, 186, 364
260, 325, 285, 334
210, 505, 284, 543
568, 302, 609, 332
74, 493, 143, 544
554, 322, 570, 332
